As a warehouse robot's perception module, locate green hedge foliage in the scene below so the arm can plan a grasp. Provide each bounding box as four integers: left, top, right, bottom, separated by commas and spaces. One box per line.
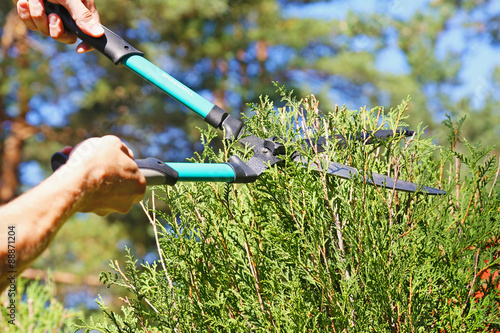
0, 278, 80, 332
18, 87, 500, 332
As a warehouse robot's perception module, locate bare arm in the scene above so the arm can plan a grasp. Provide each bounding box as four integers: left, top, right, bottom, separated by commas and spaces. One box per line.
0, 136, 146, 291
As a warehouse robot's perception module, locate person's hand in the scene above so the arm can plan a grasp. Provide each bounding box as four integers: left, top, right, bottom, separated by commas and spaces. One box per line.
16, 0, 104, 53
58, 136, 146, 216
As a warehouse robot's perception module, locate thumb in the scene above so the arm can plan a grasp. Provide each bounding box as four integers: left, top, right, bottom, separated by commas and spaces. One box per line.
55, 0, 104, 37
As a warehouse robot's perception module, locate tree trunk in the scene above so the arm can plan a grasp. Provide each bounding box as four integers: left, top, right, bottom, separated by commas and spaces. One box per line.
0, 9, 31, 204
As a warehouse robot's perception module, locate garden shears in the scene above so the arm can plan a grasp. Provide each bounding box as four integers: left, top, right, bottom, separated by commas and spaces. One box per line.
46, 2, 445, 195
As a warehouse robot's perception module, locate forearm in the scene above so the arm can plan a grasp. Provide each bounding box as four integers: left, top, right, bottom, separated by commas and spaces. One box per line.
0, 165, 84, 291
0, 136, 145, 292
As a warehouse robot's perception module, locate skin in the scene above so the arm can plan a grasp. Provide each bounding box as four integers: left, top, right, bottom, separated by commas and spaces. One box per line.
0, 136, 146, 292
16, 0, 104, 53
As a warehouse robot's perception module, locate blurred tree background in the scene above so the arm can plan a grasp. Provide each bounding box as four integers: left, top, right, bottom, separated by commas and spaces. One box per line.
0, 0, 499, 319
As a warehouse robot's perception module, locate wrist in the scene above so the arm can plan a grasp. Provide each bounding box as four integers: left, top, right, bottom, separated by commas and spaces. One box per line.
51, 162, 93, 215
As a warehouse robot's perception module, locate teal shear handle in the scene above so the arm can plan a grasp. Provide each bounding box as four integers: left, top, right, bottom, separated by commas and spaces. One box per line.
51, 154, 257, 186
136, 157, 239, 186
123, 56, 213, 119
43, 1, 243, 138
130, 156, 257, 185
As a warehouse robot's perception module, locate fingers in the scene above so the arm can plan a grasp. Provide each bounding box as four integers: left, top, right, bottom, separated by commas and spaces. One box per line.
30, 0, 50, 36
48, 14, 78, 44
99, 135, 135, 159
17, 0, 37, 31
54, 0, 104, 37
82, 0, 100, 21
76, 41, 92, 54
17, 0, 50, 35
120, 142, 135, 159
17, 0, 104, 48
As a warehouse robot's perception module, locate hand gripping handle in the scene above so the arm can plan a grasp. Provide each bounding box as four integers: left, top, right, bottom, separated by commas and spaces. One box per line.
43, 1, 143, 64
51, 152, 179, 186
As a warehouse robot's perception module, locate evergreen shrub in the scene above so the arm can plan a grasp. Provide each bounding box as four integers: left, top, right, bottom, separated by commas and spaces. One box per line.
0, 278, 80, 332
82, 87, 499, 331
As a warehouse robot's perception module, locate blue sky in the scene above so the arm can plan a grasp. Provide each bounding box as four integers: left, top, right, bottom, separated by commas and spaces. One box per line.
284, 0, 500, 108
283, 0, 431, 20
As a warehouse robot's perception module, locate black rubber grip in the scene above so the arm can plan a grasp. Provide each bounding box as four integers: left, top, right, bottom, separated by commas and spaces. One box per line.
135, 158, 179, 186
51, 151, 69, 171
43, 1, 143, 64
204, 105, 244, 139
51, 152, 178, 186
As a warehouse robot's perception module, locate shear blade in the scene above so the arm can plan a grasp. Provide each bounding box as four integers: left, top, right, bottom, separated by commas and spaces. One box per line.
294, 156, 445, 195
